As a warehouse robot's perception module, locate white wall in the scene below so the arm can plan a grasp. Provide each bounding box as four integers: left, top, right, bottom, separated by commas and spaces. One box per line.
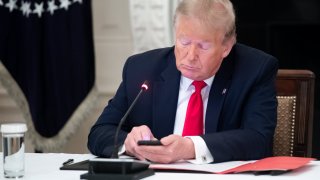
93, 0, 134, 94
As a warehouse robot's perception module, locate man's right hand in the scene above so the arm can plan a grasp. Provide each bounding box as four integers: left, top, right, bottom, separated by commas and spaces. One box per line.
124, 125, 154, 160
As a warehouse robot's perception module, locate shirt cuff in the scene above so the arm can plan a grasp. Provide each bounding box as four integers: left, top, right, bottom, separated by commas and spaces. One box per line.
118, 144, 126, 155
186, 136, 214, 164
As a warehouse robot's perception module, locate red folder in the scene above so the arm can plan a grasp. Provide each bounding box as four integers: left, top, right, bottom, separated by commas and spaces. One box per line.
219, 156, 316, 175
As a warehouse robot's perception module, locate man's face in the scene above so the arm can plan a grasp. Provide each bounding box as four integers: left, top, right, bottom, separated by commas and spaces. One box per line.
174, 15, 233, 80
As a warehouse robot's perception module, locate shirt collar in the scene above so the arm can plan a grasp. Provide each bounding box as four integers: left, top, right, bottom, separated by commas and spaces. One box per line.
180, 75, 215, 91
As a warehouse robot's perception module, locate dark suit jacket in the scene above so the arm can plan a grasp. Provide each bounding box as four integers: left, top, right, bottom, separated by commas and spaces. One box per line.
88, 43, 278, 163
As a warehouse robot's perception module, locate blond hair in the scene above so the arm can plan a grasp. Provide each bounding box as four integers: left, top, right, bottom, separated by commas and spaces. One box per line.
174, 0, 236, 43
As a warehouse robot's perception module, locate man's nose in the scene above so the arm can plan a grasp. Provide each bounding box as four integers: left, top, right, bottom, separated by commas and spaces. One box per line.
186, 44, 198, 60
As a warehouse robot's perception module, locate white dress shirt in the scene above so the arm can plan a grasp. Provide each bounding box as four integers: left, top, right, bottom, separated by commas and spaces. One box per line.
120, 76, 214, 164
173, 76, 214, 164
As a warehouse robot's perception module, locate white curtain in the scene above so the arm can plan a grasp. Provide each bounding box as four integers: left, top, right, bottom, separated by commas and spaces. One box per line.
129, 0, 180, 54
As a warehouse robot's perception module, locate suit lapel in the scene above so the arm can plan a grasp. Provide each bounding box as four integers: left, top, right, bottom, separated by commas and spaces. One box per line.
151, 46, 236, 136
152, 52, 181, 138
205, 51, 235, 133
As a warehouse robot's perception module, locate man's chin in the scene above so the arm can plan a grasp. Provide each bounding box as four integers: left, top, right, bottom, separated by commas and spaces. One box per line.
181, 72, 198, 80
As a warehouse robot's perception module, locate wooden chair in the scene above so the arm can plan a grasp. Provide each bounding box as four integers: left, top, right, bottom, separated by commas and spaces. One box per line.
273, 69, 315, 157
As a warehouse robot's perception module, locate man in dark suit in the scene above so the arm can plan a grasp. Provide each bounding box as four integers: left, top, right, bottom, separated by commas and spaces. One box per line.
88, 0, 278, 164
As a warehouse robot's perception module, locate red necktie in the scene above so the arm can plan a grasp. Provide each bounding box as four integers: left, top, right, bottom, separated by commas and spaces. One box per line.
182, 81, 207, 136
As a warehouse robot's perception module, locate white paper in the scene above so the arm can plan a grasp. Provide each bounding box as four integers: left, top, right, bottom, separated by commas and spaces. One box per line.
150, 160, 253, 173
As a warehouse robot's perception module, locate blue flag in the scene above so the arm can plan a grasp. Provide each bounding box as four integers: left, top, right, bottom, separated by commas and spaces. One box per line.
0, 0, 95, 143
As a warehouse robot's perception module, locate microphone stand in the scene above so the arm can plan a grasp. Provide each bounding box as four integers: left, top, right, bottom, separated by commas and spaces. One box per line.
80, 81, 154, 180
111, 85, 146, 158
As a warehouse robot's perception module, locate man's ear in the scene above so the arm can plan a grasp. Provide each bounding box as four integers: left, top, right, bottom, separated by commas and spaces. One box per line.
222, 37, 235, 58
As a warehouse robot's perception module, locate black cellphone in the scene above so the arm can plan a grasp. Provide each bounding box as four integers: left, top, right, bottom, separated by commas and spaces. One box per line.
137, 140, 163, 146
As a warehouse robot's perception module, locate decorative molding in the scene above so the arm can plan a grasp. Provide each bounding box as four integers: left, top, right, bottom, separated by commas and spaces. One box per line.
129, 0, 178, 54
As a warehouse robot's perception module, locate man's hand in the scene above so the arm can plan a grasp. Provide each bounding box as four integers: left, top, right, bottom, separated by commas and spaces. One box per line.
135, 134, 195, 163
124, 125, 154, 160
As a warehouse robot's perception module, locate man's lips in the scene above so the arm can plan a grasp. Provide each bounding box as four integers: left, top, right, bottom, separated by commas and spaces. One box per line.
180, 64, 200, 70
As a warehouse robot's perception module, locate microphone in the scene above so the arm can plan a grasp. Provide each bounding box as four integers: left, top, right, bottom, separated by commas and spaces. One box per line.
111, 80, 149, 158
80, 80, 154, 180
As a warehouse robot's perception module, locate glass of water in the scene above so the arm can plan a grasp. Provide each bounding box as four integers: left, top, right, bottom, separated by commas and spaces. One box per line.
1, 123, 27, 178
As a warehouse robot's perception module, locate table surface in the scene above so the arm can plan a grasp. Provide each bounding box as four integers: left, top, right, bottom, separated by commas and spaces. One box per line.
0, 153, 319, 180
